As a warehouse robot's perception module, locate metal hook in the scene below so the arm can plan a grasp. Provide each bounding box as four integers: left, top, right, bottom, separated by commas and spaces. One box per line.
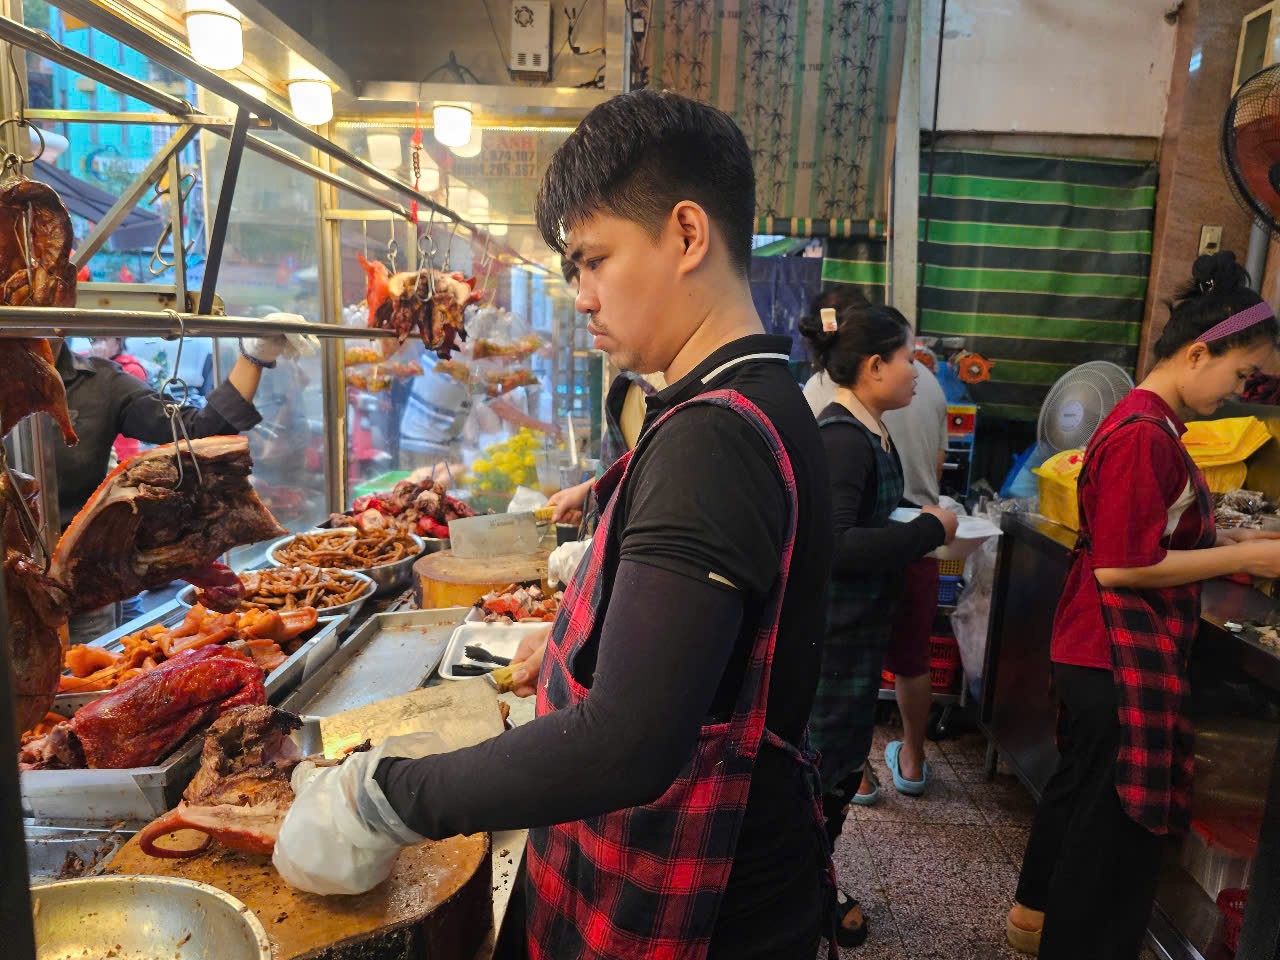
159, 310, 202, 488
386, 228, 399, 274
0, 446, 51, 570
443, 219, 461, 272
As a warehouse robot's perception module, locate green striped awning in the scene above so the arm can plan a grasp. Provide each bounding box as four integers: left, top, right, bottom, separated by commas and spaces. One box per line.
824, 149, 1156, 421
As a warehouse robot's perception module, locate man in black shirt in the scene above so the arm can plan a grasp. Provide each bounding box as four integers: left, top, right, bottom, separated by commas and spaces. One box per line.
274, 91, 835, 958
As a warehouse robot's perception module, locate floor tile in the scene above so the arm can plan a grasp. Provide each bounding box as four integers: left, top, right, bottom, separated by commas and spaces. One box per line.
878, 858, 1019, 912
860, 822, 1009, 868
963, 780, 1040, 828
850, 771, 986, 826
992, 825, 1032, 867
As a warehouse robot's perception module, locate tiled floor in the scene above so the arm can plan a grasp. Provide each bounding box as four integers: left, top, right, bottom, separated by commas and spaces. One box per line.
819, 720, 1159, 960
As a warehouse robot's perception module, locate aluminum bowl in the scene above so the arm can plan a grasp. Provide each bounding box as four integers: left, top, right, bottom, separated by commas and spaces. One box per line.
32, 875, 271, 960
268, 527, 426, 597
174, 567, 377, 623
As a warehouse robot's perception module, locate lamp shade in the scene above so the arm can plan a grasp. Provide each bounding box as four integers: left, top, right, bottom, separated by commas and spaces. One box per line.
451, 127, 483, 159
488, 223, 508, 237
288, 79, 333, 126
184, 0, 243, 71
367, 133, 403, 170
433, 104, 472, 148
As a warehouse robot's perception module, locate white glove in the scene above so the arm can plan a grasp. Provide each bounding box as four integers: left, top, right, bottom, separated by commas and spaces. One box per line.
548, 537, 592, 588
272, 732, 445, 895
240, 312, 321, 367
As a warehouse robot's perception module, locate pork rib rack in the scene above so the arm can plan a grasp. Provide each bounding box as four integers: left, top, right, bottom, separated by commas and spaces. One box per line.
138, 705, 303, 858
0, 177, 78, 444
50, 436, 287, 615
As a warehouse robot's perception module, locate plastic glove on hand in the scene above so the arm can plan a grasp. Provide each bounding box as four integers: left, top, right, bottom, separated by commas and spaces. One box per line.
241, 312, 321, 366
272, 733, 445, 895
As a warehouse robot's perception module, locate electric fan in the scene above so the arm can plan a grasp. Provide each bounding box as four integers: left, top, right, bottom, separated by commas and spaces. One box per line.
1036, 361, 1135, 457
1223, 64, 1280, 237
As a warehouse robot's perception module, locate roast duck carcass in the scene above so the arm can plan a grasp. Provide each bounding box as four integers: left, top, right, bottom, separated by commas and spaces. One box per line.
0, 177, 78, 444
358, 253, 483, 359
50, 435, 287, 615
138, 705, 304, 859
19, 645, 266, 771
3, 468, 70, 734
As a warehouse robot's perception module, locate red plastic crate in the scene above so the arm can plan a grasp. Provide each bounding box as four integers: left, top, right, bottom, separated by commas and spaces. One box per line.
929, 657, 959, 692
1217, 888, 1248, 954
929, 635, 960, 667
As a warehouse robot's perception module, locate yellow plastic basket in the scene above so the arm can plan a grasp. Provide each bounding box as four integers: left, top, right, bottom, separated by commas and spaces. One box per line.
1033, 450, 1085, 531
1182, 417, 1271, 466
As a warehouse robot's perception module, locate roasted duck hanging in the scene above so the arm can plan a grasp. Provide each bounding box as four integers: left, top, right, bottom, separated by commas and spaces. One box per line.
358, 253, 482, 359
0, 177, 79, 444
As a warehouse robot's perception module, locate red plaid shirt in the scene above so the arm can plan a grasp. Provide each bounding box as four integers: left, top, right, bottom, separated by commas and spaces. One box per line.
525, 390, 836, 959
1070, 411, 1214, 834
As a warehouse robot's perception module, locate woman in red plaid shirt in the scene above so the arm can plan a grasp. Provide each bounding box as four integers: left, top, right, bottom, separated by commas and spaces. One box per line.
1007, 251, 1280, 959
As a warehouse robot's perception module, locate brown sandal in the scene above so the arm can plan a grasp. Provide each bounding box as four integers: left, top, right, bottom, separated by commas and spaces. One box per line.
1006, 904, 1043, 955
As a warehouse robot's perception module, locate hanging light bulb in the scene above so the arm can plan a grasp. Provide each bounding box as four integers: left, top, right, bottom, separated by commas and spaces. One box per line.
184, 0, 244, 71
433, 103, 472, 148
451, 126, 483, 159
288, 79, 333, 126
488, 223, 509, 237
367, 132, 403, 171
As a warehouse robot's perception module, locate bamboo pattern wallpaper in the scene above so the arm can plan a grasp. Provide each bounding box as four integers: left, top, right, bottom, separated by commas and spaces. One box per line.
641, 0, 906, 223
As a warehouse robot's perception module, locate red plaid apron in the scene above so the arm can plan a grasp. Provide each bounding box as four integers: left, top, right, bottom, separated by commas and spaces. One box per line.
1073, 412, 1214, 835
525, 389, 838, 960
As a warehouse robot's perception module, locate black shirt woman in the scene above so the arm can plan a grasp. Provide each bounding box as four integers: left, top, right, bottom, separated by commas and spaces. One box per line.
800, 288, 958, 946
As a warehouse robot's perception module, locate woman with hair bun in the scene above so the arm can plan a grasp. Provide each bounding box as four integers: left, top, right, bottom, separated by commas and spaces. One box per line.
1007, 250, 1280, 960
800, 286, 958, 946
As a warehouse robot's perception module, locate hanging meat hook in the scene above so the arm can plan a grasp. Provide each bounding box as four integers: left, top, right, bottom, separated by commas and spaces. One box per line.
0, 444, 51, 570
159, 310, 203, 489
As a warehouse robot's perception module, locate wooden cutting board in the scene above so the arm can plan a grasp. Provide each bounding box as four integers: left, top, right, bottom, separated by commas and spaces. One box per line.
108, 833, 490, 960
110, 680, 510, 959
414, 549, 548, 609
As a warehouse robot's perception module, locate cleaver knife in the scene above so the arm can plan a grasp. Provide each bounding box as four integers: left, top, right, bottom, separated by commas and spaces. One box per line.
448, 512, 542, 558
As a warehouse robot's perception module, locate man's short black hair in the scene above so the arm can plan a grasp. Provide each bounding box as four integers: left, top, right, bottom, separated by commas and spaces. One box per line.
536, 91, 756, 277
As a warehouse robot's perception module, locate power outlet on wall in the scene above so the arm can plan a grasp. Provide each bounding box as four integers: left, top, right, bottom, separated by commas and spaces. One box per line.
1199, 225, 1223, 257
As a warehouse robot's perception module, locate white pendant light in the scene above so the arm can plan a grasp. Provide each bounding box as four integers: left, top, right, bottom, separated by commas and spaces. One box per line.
184, 0, 244, 71
367, 132, 403, 171
451, 126, 483, 159
488, 223, 508, 237
288, 79, 333, 126
433, 103, 472, 148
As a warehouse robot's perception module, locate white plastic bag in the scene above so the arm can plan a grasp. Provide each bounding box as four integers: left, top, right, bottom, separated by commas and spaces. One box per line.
508, 486, 549, 514
548, 537, 592, 588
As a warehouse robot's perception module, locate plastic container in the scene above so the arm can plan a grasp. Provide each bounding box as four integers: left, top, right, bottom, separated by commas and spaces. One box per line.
929, 657, 959, 693
929, 635, 960, 667
1217, 887, 1248, 954
1181, 818, 1257, 901
1033, 450, 1085, 531
938, 576, 963, 605
937, 558, 965, 578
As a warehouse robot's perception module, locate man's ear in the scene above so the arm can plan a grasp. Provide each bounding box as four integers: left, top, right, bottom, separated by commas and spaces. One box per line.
671, 201, 712, 276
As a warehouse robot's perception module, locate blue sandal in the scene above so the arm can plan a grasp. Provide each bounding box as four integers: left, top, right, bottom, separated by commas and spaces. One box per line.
886, 741, 929, 796
849, 766, 880, 806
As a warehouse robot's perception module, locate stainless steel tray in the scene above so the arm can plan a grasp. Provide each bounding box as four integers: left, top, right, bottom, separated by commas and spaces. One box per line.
54, 609, 346, 715
24, 823, 131, 880
279, 607, 467, 718
25, 615, 344, 824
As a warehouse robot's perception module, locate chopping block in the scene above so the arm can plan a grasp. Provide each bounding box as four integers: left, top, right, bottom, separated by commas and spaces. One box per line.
110, 681, 508, 960
414, 548, 548, 609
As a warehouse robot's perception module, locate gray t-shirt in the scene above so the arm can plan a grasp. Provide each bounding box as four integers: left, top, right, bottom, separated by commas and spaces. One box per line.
803, 360, 948, 506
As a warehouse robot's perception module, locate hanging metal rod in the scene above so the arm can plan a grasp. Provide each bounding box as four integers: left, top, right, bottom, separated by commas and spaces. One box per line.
0, 305, 396, 339
0, 14, 190, 115
26, 108, 273, 128
43, 2, 477, 231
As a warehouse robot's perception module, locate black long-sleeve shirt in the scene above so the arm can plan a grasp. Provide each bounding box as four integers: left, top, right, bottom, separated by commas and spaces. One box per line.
376, 335, 831, 957
818, 402, 945, 576
55, 343, 262, 525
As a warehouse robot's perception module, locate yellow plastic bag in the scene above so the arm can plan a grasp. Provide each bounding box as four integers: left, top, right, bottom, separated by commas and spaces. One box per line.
1182, 417, 1271, 466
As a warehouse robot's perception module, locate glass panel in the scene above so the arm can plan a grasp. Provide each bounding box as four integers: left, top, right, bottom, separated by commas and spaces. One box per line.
201, 131, 329, 562
23, 8, 203, 285
328, 124, 602, 518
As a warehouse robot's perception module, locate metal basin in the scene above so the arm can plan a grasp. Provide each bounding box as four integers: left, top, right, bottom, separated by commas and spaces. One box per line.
268, 528, 425, 597
32, 875, 271, 960
174, 567, 376, 622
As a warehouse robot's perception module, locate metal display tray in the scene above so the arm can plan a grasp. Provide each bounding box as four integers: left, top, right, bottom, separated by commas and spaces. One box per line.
23, 615, 345, 824
54, 602, 347, 715
279, 607, 468, 719
24, 823, 131, 880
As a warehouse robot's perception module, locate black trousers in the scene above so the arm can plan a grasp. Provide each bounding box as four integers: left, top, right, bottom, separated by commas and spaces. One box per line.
1015, 663, 1169, 960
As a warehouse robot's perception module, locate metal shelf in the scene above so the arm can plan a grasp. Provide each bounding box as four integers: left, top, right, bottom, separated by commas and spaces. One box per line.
0, 306, 396, 340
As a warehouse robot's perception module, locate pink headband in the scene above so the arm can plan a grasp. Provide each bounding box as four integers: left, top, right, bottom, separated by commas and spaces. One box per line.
1199, 301, 1276, 343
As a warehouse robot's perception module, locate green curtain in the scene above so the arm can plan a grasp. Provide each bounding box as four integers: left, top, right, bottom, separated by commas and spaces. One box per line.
823, 148, 1157, 422
644, 0, 905, 223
